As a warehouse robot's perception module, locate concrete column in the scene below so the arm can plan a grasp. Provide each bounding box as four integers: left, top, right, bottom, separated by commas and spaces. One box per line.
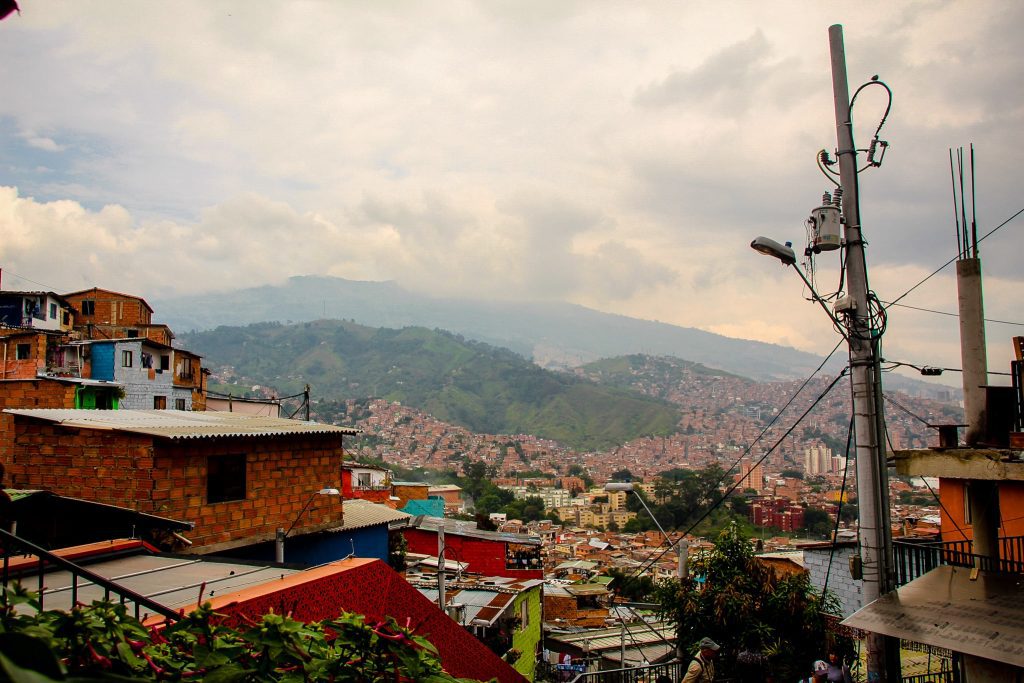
956, 258, 988, 447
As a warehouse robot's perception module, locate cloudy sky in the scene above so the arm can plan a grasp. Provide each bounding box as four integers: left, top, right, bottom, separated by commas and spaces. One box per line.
1, 1, 1021, 383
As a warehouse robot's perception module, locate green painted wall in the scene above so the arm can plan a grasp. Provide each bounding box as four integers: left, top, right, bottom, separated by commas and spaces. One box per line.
510, 585, 543, 680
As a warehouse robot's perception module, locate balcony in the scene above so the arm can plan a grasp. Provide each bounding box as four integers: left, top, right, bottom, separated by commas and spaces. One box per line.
893, 535, 1024, 586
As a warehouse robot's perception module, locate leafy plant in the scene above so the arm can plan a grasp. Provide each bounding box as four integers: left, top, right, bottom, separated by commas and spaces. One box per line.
0, 585, 483, 682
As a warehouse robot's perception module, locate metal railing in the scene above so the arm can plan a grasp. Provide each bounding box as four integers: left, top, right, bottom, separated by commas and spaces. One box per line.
893, 535, 1024, 586
0, 529, 180, 622
563, 662, 686, 683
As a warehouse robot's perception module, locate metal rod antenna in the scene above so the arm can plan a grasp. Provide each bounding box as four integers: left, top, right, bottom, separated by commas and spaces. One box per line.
949, 148, 961, 255
970, 143, 978, 257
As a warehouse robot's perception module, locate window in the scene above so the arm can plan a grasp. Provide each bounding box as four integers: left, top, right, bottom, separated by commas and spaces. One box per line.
49, 303, 57, 319
160, 355, 170, 371
153, 396, 167, 409
357, 472, 372, 488
208, 454, 247, 503
16, 344, 31, 360
175, 398, 186, 410
81, 300, 95, 315
520, 599, 530, 628
122, 350, 133, 367
126, 329, 139, 338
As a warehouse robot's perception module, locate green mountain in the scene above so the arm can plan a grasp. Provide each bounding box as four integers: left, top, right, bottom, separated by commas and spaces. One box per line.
154, 275, 831, 381
182, 320, 680, 451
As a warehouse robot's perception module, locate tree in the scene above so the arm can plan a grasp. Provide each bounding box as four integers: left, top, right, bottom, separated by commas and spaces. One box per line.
653, 525, 848, 681
802, 507, 834, 538
610, 468, 634, 482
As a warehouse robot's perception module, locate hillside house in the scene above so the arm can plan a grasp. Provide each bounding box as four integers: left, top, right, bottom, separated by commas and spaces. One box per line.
404, 517, 543, 579
0, 291, 74, 332
341, 461, 393, 504
62, 287, 173, 345
408, 571, 544, 681
3, 409, 359, 553
81, 339, 203, 410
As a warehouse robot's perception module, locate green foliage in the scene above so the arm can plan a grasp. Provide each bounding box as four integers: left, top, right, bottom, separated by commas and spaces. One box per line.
801, 507, 834, 539
653, 525, 847, 681
0, 585, 478, 682
605, 569, 655, 602
182, 321, 679, 451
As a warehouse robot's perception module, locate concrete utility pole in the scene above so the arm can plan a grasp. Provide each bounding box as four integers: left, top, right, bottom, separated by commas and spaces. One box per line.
828, 24, 900, 682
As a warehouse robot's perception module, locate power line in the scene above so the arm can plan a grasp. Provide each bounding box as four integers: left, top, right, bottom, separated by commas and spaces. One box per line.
629, 368, 850, 578
883, 301, 1024, 328
886, 205, 1024, 310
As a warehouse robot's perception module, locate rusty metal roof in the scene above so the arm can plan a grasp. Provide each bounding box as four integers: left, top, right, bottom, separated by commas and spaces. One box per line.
331, 500, 411, 532
2, 409, 361, 440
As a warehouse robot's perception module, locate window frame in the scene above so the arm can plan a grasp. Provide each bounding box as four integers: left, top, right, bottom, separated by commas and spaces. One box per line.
16, 343, 31, 360
207, 454, 247, 504
121, 350, 133, 367
81, 300, 95, 316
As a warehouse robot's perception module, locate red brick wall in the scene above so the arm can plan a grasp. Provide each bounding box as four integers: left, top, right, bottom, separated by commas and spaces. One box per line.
0, 380, 77, 465
64, 290, 152, 328
0, 333, 48, 379
8, 417, 348, 551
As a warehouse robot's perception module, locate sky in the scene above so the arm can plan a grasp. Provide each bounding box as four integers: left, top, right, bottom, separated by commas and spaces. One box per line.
1, 1, 1021, 384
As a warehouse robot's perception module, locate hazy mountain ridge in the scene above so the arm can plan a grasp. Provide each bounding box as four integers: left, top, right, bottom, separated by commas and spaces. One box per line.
181, 320, 681, 451
157, 275, 827, 381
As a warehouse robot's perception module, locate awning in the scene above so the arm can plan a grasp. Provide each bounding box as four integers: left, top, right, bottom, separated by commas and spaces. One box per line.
842, 565, 1024, 667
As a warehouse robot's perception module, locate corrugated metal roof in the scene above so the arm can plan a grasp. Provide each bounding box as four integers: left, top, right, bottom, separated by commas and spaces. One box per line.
565, 583, 609, 597
2, 409, 361, 440
330, 500, 411, 532
413, 516, 541, 546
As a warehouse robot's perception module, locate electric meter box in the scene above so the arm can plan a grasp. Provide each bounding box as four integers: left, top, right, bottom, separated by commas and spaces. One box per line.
811, 204, 842, 252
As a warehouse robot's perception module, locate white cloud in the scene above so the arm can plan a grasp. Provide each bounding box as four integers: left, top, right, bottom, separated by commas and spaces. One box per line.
0, 1, 1020, 379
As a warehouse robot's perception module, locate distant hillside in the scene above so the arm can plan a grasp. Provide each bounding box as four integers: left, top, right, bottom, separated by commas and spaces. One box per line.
155, 275, 829, 381
181, 321, 680, 451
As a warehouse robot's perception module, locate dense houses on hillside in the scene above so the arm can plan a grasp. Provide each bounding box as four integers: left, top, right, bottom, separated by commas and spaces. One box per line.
3, 282, 1022, 681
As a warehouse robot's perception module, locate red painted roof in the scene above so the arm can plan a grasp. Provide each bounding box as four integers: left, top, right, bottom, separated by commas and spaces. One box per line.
204, 558, 526, 683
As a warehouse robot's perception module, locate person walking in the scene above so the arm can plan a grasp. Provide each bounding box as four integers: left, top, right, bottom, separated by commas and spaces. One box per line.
823, 651, 852, 683
681, 637, 719, 683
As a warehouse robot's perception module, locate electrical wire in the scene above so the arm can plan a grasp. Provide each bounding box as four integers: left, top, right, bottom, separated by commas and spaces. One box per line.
882, 393, 933, 427
886, 205, 1024, 310
624, 338, 846, 558
628, 368, 850, 579
884, 429, 970, 543
822, 415, 854, 599
882, 301, 1024, 327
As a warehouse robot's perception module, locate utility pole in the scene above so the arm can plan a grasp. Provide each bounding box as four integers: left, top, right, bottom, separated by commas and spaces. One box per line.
828, 24, 900, 682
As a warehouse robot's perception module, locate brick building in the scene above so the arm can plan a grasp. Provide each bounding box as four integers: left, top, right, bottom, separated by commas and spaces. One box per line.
62, 288, 173, 345
3, 409, 359, 552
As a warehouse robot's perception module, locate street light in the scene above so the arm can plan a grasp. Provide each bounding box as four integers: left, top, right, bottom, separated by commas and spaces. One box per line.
750, 236, 849, 339
604, 482, 688, 579
749, 236, 796, 265
275, 487, 341, 563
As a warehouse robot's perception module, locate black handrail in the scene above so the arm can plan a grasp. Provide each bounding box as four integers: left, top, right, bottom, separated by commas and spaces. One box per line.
892, 535, 1024, 586
0, 529, 180, 622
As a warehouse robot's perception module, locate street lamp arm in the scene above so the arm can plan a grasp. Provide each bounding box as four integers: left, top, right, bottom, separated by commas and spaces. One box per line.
284, 488, 340, 538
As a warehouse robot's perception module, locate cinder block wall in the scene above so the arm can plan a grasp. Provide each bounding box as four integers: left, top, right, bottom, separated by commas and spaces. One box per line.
803, 545, 862, 617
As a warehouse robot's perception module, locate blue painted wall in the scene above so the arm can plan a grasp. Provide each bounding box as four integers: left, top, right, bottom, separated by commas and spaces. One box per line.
90, 343, 115, 381
216, 524, 390, 566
